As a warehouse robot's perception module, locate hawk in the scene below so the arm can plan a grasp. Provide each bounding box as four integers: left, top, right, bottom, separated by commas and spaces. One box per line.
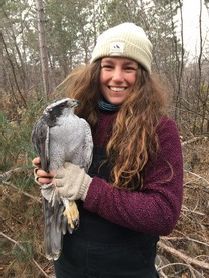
32, 98, 93, 260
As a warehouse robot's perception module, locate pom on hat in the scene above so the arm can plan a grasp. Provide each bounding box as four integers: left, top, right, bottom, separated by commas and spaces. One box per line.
91, 22, 153, 74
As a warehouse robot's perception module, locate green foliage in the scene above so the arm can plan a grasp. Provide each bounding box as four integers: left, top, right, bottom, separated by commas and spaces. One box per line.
12, 240, 33, 262
0, 98, 46, 171
12, 170, 35, 190
102, 0, 135, 26
44, 0, 101, 69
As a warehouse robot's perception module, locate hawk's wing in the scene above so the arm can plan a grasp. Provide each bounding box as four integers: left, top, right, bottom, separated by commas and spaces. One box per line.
80, 118, 94, 171
32, 117, 66, 260
31, 118, 50, 172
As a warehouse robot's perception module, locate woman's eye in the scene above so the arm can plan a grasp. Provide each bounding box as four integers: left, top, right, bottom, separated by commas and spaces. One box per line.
125, 67, 137, 72
101, 64, 113, 70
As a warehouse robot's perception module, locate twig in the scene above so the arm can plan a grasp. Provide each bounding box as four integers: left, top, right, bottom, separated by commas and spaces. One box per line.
158, 241, 209, 270
1, 231, 26, 252
32, 258, 51, 278
184, 170, 209, 185
181, 136, 207, 146
158, 261, 196, 271
0, 167, 25, 182
158, 261, 201, 278
1, 181, 41, 203
0, 232, 50, 278
181, 204, 205, 216
163, 236, 209, 248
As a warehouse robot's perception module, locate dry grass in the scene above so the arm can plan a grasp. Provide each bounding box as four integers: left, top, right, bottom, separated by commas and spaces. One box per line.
156, 138, 209, 277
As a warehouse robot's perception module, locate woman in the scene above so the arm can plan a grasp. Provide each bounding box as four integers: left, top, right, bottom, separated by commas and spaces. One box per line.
33, 22, 183, 277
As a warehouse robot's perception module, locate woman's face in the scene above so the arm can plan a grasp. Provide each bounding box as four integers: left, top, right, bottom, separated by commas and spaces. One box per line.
100, 57, 138, 105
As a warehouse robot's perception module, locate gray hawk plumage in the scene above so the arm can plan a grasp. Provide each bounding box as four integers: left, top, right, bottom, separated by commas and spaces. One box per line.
31, 98, 93, 260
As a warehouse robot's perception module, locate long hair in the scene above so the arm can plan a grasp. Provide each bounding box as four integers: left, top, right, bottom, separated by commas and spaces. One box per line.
62, 62, 101, 126
63, 60, 168, 190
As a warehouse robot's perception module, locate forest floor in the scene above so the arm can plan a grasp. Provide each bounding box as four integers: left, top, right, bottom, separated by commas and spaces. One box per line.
0, 138, 209, 278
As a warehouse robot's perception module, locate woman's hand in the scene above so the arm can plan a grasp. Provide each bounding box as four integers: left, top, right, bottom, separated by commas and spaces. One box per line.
53, 162, 92, 201
32, 158, 92, 201
32, 157, 54, 185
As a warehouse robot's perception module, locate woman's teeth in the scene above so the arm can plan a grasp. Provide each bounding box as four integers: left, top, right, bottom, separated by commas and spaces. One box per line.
109, 87, 126, 92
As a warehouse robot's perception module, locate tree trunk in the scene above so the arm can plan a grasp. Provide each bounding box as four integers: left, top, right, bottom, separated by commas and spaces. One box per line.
35, 0, 50, 99
1, 31, 27, 107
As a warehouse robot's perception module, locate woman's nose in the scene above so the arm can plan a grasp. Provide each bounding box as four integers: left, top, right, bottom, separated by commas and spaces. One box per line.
111, 68, 124, 82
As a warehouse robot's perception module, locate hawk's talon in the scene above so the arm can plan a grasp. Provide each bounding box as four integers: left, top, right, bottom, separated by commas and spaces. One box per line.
62, 199, 79, 231
72, 219, 79, 230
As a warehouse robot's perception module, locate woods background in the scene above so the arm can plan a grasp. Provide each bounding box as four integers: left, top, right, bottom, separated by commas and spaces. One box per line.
0, 0, 209, 277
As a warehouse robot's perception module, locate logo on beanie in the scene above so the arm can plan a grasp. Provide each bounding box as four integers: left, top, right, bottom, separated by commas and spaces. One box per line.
109, 42, 124, 54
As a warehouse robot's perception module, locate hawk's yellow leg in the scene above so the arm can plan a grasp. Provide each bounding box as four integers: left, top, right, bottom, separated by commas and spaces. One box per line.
63, 200, 79, 230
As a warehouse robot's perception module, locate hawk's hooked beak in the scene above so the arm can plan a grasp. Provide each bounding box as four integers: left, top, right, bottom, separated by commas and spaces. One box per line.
71, 99, 80, 108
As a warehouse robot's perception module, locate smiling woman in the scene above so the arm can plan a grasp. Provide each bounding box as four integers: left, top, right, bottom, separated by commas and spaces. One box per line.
33, 22, 183, 278
100, 57, 138, 105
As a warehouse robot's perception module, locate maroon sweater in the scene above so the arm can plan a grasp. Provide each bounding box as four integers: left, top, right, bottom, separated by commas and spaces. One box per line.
83, 111, 183, 236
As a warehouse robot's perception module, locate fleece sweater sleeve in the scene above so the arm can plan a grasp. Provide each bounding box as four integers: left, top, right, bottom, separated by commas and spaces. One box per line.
83, 118, 183, 236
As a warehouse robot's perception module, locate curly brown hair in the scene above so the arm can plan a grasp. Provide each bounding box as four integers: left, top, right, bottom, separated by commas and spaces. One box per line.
63, 60, 169, 189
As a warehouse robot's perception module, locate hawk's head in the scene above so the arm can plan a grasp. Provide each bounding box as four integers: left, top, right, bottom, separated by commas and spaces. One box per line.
44, 98, 79, 125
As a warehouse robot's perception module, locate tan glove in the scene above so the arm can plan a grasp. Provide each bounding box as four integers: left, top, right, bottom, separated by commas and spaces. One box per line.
52, 162, 92, 201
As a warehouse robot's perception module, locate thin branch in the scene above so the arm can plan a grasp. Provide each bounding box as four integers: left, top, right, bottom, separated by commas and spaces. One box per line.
181, 136, 207, 146
0, 167, 25, 182
0, 232, 50, 278
163, 236, 209, 248
158, 241, 209, 270
198, 0, 203, 76
1, 181, 41, 204
32, 258, 51, 278
184, 170, 209, 185
158, 261, 196, 272
182, 204, 205, 216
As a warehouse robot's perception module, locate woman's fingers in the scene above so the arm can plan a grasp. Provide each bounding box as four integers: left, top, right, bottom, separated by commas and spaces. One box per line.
38, 177, 53, 184
32, 157, 41, 167
36, 169, 55, 178
33, 157, 56, 185
35, 169, 54, 185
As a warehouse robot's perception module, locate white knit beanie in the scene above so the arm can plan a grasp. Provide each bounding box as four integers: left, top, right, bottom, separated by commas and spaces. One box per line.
91, 22, 153, 74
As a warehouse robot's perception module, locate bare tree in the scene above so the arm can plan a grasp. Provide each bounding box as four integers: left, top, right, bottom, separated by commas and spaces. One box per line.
35, 0, 50, 99
174, 0, 184, 121
1, 31, 27, 107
